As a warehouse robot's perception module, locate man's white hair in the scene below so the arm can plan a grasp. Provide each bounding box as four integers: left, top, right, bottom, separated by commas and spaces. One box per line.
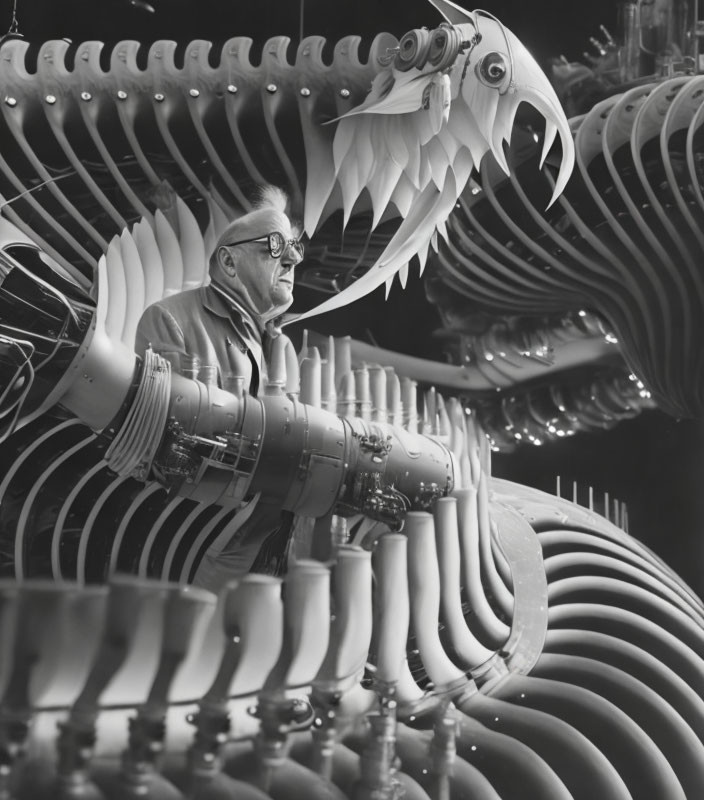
210, 185, 295, 271
254, 185, 289, 214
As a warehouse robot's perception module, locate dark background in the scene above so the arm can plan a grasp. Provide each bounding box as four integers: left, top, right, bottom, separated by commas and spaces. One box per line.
3, 0, 704, 593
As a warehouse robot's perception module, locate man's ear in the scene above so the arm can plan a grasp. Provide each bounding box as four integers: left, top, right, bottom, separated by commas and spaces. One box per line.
217, 246, 236, 276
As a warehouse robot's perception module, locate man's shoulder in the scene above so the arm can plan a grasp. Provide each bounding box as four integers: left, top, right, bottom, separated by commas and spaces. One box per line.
145, 286, 209, 316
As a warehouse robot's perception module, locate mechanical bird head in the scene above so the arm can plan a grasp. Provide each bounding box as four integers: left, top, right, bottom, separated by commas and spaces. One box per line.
289, 0, 574, 325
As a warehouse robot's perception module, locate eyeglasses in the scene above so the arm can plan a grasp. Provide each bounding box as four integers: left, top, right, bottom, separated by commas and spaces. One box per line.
223, 231, 304, 260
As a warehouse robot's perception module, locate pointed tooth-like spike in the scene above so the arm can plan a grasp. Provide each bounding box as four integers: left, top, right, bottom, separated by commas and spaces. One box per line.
520, 87, 575, 209
540, 120, 558, 169
547, 122, 575, 207
385, 275, 394, 299
398, 262, 409, 289
427, 0, 476, 25
417, 243, 429, 277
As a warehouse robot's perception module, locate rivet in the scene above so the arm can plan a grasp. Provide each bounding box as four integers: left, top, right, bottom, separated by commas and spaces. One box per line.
4, 96, 17, 107
227, 84, 238, 94
189, 88, 200, 97
154, 92, 165, 102
117, 90, 127, 100
300, 87, 311, 97
266, 83, 277, 93
80, 91, 91, 101
45, 94, 56, 104
340, 88, 350, 98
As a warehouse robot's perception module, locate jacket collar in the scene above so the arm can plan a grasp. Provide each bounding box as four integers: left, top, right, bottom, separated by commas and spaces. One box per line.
202, 283, 262, 342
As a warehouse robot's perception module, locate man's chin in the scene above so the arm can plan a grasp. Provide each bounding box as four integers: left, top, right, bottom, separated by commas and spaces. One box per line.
272, 288, 292, 305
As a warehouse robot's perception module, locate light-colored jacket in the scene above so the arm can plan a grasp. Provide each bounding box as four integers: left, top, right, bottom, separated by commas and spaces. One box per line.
136, 283, 286, 396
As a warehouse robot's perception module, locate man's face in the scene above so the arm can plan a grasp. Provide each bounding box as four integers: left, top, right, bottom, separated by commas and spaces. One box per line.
221, 209, 303, 315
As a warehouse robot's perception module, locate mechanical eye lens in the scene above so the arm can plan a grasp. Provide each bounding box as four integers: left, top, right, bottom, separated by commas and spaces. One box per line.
395, 28, 431, 72
427, 28, 449, 66
478, 52, 507, 85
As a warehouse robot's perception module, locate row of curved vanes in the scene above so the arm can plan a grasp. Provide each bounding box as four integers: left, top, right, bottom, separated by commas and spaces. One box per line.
0, 478, 701, 799
430, 73, 704, 419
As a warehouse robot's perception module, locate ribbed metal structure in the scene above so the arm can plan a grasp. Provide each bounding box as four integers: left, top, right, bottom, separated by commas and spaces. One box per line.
432, 74, 704, 419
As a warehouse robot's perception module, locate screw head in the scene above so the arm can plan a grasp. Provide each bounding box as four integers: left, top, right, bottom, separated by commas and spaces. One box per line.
117, 90, 127, 100
45, 94, 56, 104
80, 91, 91, 101
340, 88, 350, 98
189, 88, 200, 97
154, 92, 165, 102
4, 96, 17, 107
266, 83, 277, 93
300, 87, 311, 97
227, 84, 238, 94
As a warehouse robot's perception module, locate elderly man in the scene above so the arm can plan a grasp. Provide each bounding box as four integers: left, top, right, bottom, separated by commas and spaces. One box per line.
136, 187, 304, 586
136, 186, 302, 395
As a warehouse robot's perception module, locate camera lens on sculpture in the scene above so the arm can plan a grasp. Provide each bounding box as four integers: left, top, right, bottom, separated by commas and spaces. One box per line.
478, 52, 507, 85
395, 29, 431, 71
428, 28, 450, 66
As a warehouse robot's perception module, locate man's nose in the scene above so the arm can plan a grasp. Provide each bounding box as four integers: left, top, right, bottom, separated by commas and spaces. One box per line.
281, 247, 302, 269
